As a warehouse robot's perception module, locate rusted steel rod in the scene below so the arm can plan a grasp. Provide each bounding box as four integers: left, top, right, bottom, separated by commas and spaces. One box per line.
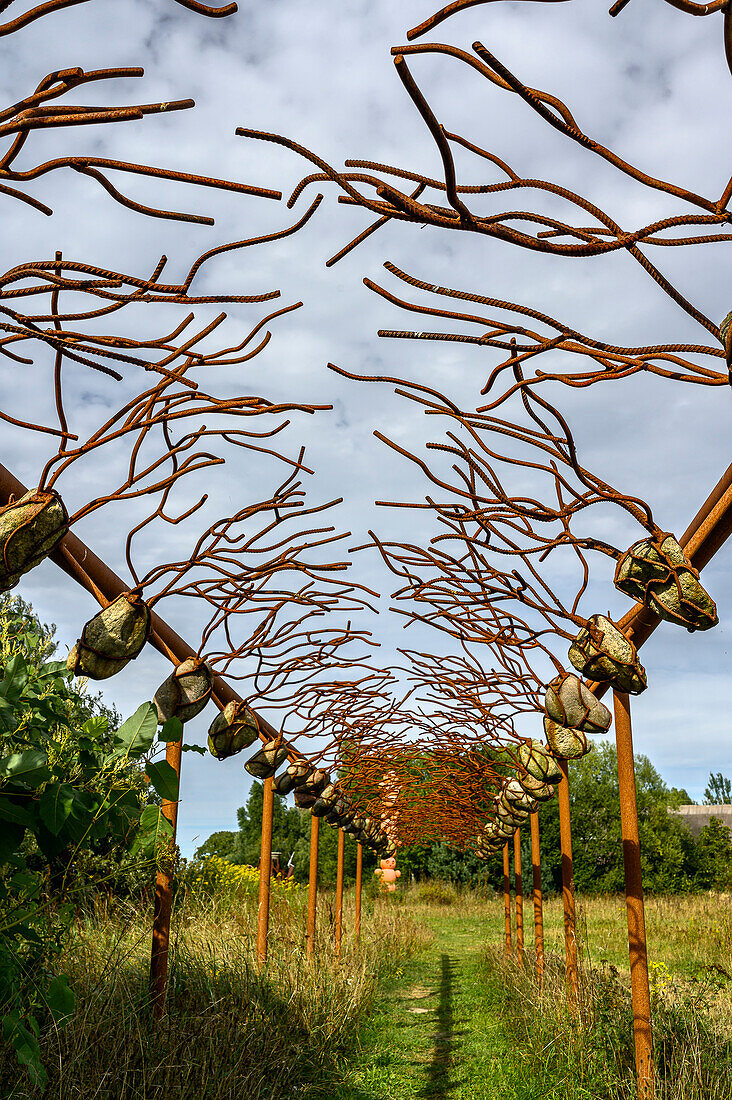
503, 842, 512, 956
256, 777, 275, 967
613, 691, 656, 1099
557, 757, 579, 1008
530, 810, 544, 988
514, 828, 524, 966
335, 828, 345, 956
354, 842, 363, 944
306, 814, 319, 960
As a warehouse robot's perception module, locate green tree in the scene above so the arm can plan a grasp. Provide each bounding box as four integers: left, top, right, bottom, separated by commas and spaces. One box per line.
194, 830, 237, 861
704, 772, 732, 805
537, 741, 698, 895
0, 596, 181, 1087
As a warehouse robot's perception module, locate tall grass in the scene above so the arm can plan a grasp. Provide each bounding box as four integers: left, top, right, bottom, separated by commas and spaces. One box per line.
482, 892, 732, 1099
1, 886, 426, 1099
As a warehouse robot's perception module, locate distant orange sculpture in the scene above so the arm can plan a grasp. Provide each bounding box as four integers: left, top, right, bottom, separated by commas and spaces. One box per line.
374, 856, 401, 893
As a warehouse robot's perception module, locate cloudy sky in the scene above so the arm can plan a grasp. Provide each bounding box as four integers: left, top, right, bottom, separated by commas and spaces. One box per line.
2, 0, 731, 856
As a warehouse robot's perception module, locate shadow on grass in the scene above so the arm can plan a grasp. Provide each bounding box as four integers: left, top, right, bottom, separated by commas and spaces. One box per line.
419, 953, 460, 1099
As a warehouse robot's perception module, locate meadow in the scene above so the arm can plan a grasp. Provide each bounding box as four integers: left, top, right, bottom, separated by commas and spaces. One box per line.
3, 878, 731, 1099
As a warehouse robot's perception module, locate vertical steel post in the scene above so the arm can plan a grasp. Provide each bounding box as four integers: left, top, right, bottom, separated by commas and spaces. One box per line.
335, 828, 345, 955
150, 732, 182, 1017
503, 842, 512, 956
514, 828, 524, 966
256, 777, 274, 967
354, 842, 363, 944
557, 757, 579, 1006
530, 810, 544, 988
306, 813, 319, 960
613, 691, 656, 1099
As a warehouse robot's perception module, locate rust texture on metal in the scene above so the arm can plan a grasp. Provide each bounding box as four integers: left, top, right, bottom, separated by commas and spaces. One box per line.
503, 842, 512, 956
306, 814, 320, 960
514, 828, 524, 965
256, 777, 275, 967
355, 843, 363, 943
613, 692, 656, 1099
335, 828, 345, 955
530, 810, 544, 987
557, 758, 579, 1006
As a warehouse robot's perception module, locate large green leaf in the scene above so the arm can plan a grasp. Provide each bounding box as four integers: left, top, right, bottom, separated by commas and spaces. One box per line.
145, 760, 179, 802
160, 716, 183, 743
0, 822, 25, 864
113, 703, 157, 759
45, 975, 75, 1025
0, 750, 50, 788
0, 653, 30, 704
0, 798, 34, 828
39, 784, 75, 836
134, 805, 173, 857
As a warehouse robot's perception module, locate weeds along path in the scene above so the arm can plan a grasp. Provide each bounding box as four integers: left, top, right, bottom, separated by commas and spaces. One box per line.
335, 904, 532, 1100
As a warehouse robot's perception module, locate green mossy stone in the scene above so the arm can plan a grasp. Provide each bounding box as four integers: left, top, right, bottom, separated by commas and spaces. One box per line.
67, 592, 150, 681
244, 739, 289, 779
0, 489, 68, 590
545, 672, 611, 733
615, 535, 717, 631
503, 778, 538, 812
153, 657, 213, 725
543, 717, 592, 760
517, 771, 555, 801
517, 739, 563, 784
568, 614, 647, 694
207, 700, 260, 760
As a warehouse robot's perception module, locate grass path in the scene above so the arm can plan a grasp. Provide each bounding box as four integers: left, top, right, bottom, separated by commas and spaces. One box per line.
334, 908, 534, 1100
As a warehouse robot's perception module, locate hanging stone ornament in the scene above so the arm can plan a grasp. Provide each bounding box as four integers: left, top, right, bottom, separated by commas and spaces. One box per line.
153, 657, 214, 725
568, 614, 647, 695
274, 762, 312, 796
517, 739, 563, 784
517, 770, 555, 802
544, 672, 611, 734
67, 591, 150, 680
0, 488, 68, 593
614, 533, 717, 632
503, 779, 538, 813
295, 785, 318, 809
244, 740, 289, 779
544, 717, 592, 760
311, 783, 338, 817
207, 701, 260, 760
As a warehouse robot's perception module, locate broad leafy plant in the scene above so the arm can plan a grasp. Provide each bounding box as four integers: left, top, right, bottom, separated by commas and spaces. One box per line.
0, 598, 183, 1087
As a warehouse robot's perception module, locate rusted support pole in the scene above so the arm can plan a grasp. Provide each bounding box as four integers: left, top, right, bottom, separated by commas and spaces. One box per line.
613, 691, 656, 1099
514, 828, 524, 966
503, 842, 512, 956
306, 813, 320, 960
557, 757, 579, 1007
256, 777, 274, 967
335, 827, 345, 955
354, 842, 363, 944
530, 810, 544, 988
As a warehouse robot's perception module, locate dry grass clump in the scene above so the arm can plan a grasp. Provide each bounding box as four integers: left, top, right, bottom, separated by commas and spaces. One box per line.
0, 888, 427, 1100
482, 892, 732, 1100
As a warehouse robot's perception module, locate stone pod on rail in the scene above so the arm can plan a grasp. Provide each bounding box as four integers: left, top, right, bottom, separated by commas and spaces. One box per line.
495, 798, 529, 828
273, 762, 312, 796
614, 533, 718, 632
245, 740, 289, 779
516, 770, 555, 802
503, 778, 538, 813
517, 739, 563, 784
153, 657, 214, 725
544, 672, 611, 733
568, 614, 647, 695
67, 591, 151, 681
544, 717, 592, 761
295, 785, 318, 810
0, 488, 68, 593
311, 783, 338, 817
207, 700, 260, 760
